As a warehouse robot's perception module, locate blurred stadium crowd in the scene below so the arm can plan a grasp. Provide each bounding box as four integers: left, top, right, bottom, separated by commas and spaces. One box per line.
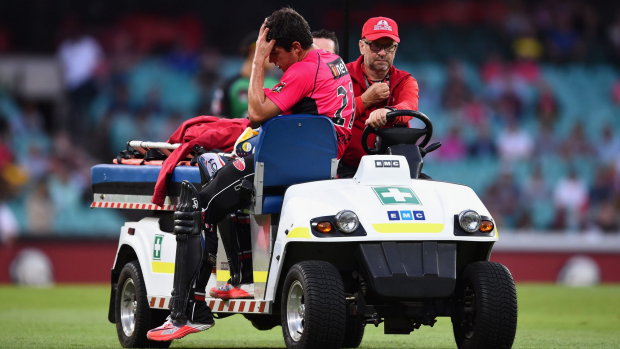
1, 0, 620, 242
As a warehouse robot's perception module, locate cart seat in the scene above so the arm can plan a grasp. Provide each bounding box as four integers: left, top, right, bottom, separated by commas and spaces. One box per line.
252, 114, 338, 214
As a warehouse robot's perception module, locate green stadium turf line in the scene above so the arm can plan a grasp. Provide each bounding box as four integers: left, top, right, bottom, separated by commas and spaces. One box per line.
0, 284, 618, 348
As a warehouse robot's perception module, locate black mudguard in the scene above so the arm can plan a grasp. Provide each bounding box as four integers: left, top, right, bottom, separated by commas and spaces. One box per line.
355, 242, 457, 299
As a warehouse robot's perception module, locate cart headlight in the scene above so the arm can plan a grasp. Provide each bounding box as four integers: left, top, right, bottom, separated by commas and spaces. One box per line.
458, 210, 481, 233
335, 210, 359, 233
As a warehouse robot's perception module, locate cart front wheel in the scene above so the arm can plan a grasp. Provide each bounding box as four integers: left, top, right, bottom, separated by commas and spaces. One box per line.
281, 261, 346, 349
342, 316, 365, 348
244, 314, 281, 331
451, 261, 517, 349
115, 261, 170, 348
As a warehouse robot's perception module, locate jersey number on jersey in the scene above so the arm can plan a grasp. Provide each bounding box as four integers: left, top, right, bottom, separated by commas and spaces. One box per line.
333, 82, 354, 129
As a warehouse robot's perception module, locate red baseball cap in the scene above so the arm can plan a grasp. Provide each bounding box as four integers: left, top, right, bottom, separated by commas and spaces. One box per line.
361, 17, 400, 43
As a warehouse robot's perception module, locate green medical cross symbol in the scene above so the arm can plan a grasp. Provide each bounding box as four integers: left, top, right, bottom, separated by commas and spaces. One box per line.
153, 235, 163, 260
372, 187, 421, 205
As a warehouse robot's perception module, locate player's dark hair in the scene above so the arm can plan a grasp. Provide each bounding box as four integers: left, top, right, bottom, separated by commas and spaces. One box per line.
266, 7, 313, 52
312, 29, 339, 55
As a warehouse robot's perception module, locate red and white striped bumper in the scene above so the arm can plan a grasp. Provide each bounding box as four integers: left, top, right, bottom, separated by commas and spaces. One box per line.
147, 296, 272, 314
148, 295, 172, 309
91, 202, 177, 211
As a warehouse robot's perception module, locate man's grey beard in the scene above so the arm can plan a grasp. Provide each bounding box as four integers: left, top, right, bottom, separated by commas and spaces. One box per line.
368, 56, 391, 71
371, 61, 391, 71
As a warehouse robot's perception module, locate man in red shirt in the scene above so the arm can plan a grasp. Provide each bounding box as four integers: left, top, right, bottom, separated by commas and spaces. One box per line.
147, 7, 354, 342
339, 16, 420, 177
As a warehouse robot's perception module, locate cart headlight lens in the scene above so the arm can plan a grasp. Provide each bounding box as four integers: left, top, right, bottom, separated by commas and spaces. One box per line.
459, 210, 481, 233
335, 210, 359, 233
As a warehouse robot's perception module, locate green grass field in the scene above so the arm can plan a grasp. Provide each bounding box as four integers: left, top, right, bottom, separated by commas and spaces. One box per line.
0, 284, 619, 349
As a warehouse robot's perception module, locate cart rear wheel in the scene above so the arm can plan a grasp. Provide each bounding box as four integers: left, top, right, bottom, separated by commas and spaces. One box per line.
451, 261, 517, 349
281, 261, 346, 349
115, 261, 170, 348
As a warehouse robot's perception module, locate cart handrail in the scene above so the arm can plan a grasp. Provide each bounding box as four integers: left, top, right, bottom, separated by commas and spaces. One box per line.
128, 141, 181, 150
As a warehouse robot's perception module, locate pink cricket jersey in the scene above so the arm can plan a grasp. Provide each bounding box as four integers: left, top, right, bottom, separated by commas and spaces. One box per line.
265, 49, 355, 158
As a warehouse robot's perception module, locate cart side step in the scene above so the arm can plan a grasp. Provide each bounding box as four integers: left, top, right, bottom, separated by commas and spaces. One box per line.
91, 200, 177, 211
147, 296, 272, 314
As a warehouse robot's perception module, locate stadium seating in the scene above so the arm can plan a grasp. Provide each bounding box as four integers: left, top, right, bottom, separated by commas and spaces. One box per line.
3, 41, 620, 235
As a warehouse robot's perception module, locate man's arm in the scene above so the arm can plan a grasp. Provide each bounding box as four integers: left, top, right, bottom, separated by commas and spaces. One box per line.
353, 95, 365, 118
248, 20, 282, 124
366, 76, 419, 128
353, 82, 390, 127
360, 82, 390, 109
389, 76, 419, 125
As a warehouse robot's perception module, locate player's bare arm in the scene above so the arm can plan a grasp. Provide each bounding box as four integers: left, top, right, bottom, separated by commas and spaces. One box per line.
248, 19, 281, 124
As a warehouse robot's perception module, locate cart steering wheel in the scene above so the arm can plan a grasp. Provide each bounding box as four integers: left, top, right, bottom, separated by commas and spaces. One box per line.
361, 110, 433, 155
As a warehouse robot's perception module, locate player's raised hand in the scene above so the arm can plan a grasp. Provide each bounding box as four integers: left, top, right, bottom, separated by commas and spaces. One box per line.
361, 82, 389, 109
255, 18, 276, 62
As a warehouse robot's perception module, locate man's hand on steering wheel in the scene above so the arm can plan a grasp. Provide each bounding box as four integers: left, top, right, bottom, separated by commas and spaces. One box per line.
365, 108, 391, 128
361, 110, 433, 155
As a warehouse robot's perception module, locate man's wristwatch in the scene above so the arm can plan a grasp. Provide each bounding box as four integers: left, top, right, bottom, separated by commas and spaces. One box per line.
382, 107, 398, 126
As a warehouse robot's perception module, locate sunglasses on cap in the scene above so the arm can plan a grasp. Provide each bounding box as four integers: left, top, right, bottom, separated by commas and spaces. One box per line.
362, 39, 398, 53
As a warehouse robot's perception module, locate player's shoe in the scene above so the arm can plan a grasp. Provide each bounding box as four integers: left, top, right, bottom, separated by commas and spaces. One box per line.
209, 283, 254, 299
147, 316, 214, 341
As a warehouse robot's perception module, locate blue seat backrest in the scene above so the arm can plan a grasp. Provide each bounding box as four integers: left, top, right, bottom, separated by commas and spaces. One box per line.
91, 164, 200, 185
254, 114, 338, 187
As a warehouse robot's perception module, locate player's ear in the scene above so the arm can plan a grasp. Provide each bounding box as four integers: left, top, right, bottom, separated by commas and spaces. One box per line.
291, 41, 301, 53
359, 40, 364, 55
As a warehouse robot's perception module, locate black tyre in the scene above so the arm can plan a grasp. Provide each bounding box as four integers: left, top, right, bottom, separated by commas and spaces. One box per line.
341, 316, 365, 348
451, 261, 518, 349
115, 261, 171, 348
244, 314, 281, 331
281, 261, 346, 349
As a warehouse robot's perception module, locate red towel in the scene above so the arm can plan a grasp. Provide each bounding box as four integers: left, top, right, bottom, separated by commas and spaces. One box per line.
151, 116, 251, 206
